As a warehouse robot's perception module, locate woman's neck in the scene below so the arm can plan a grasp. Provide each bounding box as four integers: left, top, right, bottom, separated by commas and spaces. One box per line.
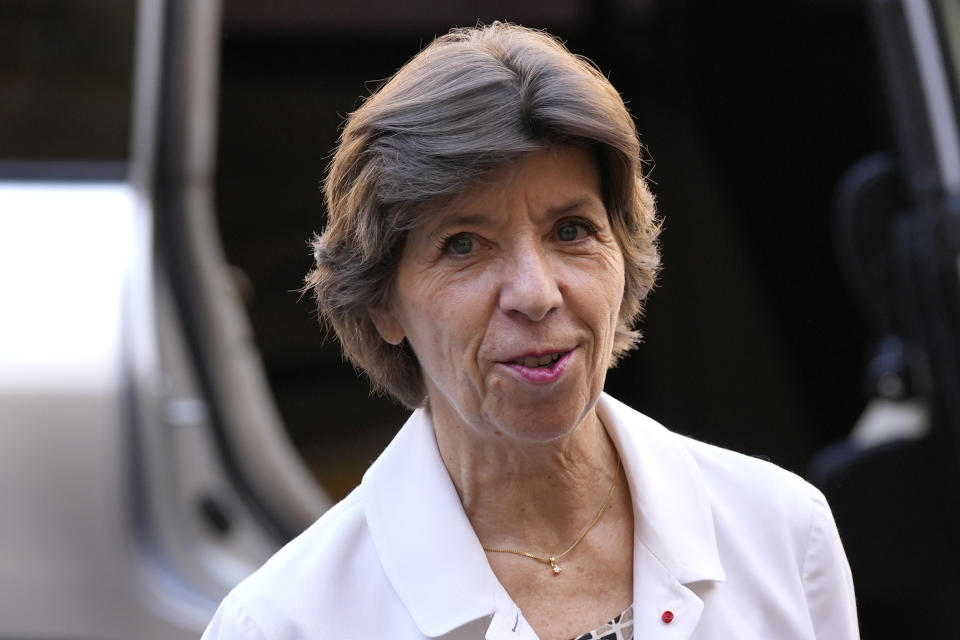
432, 406, 623, 552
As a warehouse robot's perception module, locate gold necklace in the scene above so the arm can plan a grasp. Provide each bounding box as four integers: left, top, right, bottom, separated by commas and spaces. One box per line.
481, 456, 621, 576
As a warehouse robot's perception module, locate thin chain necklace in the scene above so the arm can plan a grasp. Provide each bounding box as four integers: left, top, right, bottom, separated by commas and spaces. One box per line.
481, 456, 621, 576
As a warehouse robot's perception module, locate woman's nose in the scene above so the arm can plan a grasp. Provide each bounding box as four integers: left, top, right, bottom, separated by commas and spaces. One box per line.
498, 247, 562, 321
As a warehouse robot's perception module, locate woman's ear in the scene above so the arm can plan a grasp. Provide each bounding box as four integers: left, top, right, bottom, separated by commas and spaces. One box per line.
369, 308, 405, 345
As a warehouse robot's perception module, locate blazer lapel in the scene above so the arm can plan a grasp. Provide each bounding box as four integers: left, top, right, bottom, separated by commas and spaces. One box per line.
631, 538, 708, 639
598, 394, 726, 638
360, 408, 504, 637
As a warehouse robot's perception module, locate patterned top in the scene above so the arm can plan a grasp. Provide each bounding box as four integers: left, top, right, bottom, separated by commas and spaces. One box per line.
569, 604, 633, 640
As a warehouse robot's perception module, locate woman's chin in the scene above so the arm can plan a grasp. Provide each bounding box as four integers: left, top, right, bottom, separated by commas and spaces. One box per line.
479, 397, 596, 444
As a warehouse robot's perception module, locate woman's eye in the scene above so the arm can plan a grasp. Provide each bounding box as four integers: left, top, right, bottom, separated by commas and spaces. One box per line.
444, 233, 475, 256
556, 221, 593, 242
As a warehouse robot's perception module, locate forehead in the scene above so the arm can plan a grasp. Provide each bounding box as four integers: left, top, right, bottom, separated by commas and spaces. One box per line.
414, 145, 605, 233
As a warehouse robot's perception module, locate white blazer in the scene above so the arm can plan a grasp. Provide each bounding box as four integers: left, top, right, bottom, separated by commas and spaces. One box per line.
203, 394, 859, 639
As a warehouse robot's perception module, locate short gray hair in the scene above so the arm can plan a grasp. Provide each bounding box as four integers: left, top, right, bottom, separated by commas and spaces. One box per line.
306, 22, 660, 408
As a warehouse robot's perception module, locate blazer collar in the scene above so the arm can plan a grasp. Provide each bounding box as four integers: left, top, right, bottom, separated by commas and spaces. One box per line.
597, 394, 726, 585
360, 408, 503, 637
360, 394, 725, 637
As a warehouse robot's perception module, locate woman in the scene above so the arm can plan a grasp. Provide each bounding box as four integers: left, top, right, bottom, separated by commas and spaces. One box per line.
204, 23, 858, 640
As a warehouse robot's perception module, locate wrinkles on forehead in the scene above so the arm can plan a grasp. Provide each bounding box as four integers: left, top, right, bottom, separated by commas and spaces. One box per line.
407, 144, 605, 241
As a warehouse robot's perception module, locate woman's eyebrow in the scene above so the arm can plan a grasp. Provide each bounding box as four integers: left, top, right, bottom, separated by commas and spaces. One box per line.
424, 195, 603, 238
439, 213, 491, 228
425, 212, 493, 237
545, 196, 604, 218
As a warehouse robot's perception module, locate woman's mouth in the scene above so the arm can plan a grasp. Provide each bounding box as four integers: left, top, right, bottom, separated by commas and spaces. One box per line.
510, 353, 563, 368
502, 350, 572, 385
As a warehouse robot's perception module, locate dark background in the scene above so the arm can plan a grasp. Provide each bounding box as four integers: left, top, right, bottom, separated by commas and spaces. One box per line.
0, 1, 914, 634
214, 0, 886, 499
0, 0, 886, 503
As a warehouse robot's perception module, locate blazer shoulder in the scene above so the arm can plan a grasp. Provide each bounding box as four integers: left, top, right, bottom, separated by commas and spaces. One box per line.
602, 393, 825, 537
216, 488, 397, 635
680, 430, 822, 502
677, 431, 829, 545
237, 487, 367, 594
676, 436, 859, 637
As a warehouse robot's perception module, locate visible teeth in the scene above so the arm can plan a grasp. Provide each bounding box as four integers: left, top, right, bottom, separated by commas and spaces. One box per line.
516, 353, 562, 368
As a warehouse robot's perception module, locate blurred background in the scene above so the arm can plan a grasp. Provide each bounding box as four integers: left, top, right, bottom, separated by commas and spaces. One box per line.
0, 0, 882, 492
216, 0, 882, 495
3, 0, 959, 638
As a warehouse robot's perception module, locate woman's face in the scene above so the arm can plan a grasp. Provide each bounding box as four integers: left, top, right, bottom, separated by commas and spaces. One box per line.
372, 145, 625, 443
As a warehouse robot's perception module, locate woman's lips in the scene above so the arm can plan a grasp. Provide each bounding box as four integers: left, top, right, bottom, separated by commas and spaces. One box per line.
500, 350, 572, 385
